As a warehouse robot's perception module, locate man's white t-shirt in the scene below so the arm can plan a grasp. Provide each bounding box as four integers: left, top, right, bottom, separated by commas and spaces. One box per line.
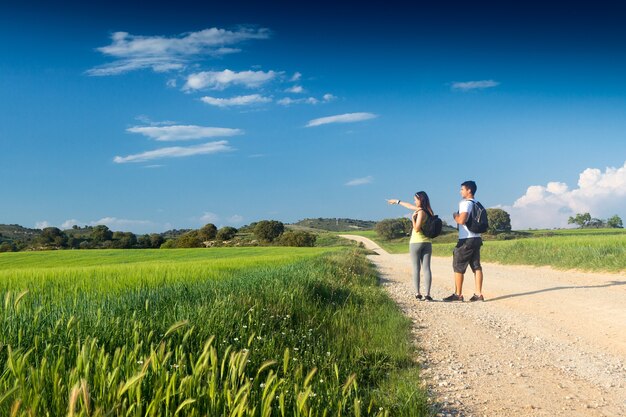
458, 200, 481, 239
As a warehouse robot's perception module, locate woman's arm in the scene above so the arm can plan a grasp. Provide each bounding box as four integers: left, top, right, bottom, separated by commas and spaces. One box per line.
387, 199, 419, 211
412, 210, 425, 232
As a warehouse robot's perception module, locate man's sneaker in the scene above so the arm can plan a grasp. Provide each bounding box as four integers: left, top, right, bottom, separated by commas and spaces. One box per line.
469, 294, 484, 302
424, 295, 433, 302
443, 293, 463, 302
415, 294, 423, 300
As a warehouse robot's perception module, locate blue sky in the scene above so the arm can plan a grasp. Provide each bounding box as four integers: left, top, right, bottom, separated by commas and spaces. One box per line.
2, 1, 626, 233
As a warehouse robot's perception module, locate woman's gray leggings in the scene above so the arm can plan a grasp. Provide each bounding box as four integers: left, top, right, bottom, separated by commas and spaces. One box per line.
410, 242, 432, 295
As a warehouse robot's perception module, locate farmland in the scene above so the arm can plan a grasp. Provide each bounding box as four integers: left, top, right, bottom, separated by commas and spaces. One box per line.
0, 247, 428, 416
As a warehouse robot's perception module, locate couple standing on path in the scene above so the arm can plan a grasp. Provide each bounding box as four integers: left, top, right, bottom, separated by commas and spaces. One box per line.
387, 180, 485, 302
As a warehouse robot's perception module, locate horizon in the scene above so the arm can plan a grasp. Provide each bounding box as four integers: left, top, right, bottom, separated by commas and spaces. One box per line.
2, 1, 626, 234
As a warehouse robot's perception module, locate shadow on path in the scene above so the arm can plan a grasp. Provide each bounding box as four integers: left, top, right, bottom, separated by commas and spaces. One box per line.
488, 280, 626, 302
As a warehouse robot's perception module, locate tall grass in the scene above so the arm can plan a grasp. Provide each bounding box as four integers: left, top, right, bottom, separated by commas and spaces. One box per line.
345, 230, 626, 272
430, 235, 626, 272
0, 248, 429, 416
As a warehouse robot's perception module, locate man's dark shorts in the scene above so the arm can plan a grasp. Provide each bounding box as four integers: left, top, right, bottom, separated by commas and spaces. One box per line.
453, 238, 482, 273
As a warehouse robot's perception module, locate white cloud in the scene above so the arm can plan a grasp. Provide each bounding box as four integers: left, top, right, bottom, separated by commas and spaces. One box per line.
227, 215, 244, 224
201, 94, 271, 107
200, 212, 220, 224
92, 217, 154, 230
277, 97, 319, 106
345, 176, 374, 186
183, 69, 278, 91
501, 161, 626, 229
113, 141, 233, 164
306, 112, 377, 127
451, 80, 500, 91
285, 85, 304, 93
61, 219, 81, 229
276, 93, 335, 106
127, 125, 243, 141
35, 221, 51, 229
87, 27, 270, 76
290, 72, 302, 82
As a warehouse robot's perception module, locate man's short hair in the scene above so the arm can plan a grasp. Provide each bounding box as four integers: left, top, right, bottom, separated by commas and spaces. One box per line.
461, 180, 477, 195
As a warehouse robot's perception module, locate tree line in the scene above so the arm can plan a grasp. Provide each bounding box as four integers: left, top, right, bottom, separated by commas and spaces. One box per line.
0, 220, 317, 252
567, 213, 623, 229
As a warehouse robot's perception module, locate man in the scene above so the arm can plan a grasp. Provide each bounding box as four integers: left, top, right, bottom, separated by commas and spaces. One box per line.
443, 180, 485, 302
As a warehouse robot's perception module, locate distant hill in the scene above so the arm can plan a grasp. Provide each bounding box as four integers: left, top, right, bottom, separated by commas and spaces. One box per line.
0, 224, 41, 243
292, 218, 376, 232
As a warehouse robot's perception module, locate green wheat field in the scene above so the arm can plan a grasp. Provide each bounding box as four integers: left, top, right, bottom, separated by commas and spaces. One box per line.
0, 247, 428, 416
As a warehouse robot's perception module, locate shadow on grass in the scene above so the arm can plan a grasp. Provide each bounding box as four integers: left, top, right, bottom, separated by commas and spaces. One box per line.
488, 280, 626, 302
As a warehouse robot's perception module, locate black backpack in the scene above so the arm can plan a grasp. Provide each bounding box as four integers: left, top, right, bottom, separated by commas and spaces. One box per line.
466, 200, 489, 233
421, 210, 443, 238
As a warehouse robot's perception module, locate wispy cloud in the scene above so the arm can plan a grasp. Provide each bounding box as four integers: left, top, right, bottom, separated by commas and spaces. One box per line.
87, 27, 270, 76
277, 97, 319, 106
290, 72, 302, 82
345, 176, 374, 186
501, 160, 626, 229
200, 212, 220, 224
183, 69, 278, 91
127, 125, 243, 141
114, 141, 233, 164
451, 80, 500, 91
201, 94, 271, 107
198, 212, 245, 227
35, 221, 51, 229
285, 85, 304, 93
306, 112, 377, 127
278, 93, 335, 106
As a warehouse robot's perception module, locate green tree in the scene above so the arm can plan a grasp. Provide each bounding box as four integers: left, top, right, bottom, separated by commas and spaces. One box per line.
149, 233, 165, 248
91, 225, 113, 243
0, 242, 16, 252
375, 218, 409, 240
606, 215, 623, 228
198, 223, 218, 241
254, 220, 285, 243
37, 227, 68, 248
567, 213, 591, 228
279, 230, 317, 247
176, 231, 204, 248
216, 227, 238, 241
112, 231, 137, 248
486, 208, 512, 234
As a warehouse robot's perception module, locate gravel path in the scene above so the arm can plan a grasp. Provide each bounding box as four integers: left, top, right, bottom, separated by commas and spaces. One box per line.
341, 235, 626, 417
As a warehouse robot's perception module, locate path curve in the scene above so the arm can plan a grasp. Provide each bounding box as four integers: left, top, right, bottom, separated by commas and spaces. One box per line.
341, 235, 626, 417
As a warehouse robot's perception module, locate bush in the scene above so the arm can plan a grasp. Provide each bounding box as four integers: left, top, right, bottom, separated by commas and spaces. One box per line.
279, 230, 317, 247
176, 231, 204, 248
216, 227, 238, 241
253, 220, 285, 243
198, 223, 217, 241
375, 218, 410, 240
0, 242, 16, 252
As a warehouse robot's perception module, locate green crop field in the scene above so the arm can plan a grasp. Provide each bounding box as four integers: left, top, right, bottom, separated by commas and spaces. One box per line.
0, 247, 428, 416
344, 229, 626, 273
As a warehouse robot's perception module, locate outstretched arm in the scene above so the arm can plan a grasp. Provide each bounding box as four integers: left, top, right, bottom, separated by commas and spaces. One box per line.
387, 199, 419, 211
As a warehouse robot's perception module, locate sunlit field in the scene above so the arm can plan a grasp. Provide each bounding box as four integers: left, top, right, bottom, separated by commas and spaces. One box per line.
344, 229, 626, 273
0, 247, 428, 416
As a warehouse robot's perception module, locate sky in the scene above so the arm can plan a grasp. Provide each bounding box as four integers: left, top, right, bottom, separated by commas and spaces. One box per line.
2, 1, 626, 233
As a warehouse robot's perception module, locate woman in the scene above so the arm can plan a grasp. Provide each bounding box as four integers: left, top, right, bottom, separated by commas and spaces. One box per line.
387, 192, 434, 301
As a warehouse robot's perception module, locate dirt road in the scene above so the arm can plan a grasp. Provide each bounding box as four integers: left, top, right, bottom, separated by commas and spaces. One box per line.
341, 235, 626, 417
